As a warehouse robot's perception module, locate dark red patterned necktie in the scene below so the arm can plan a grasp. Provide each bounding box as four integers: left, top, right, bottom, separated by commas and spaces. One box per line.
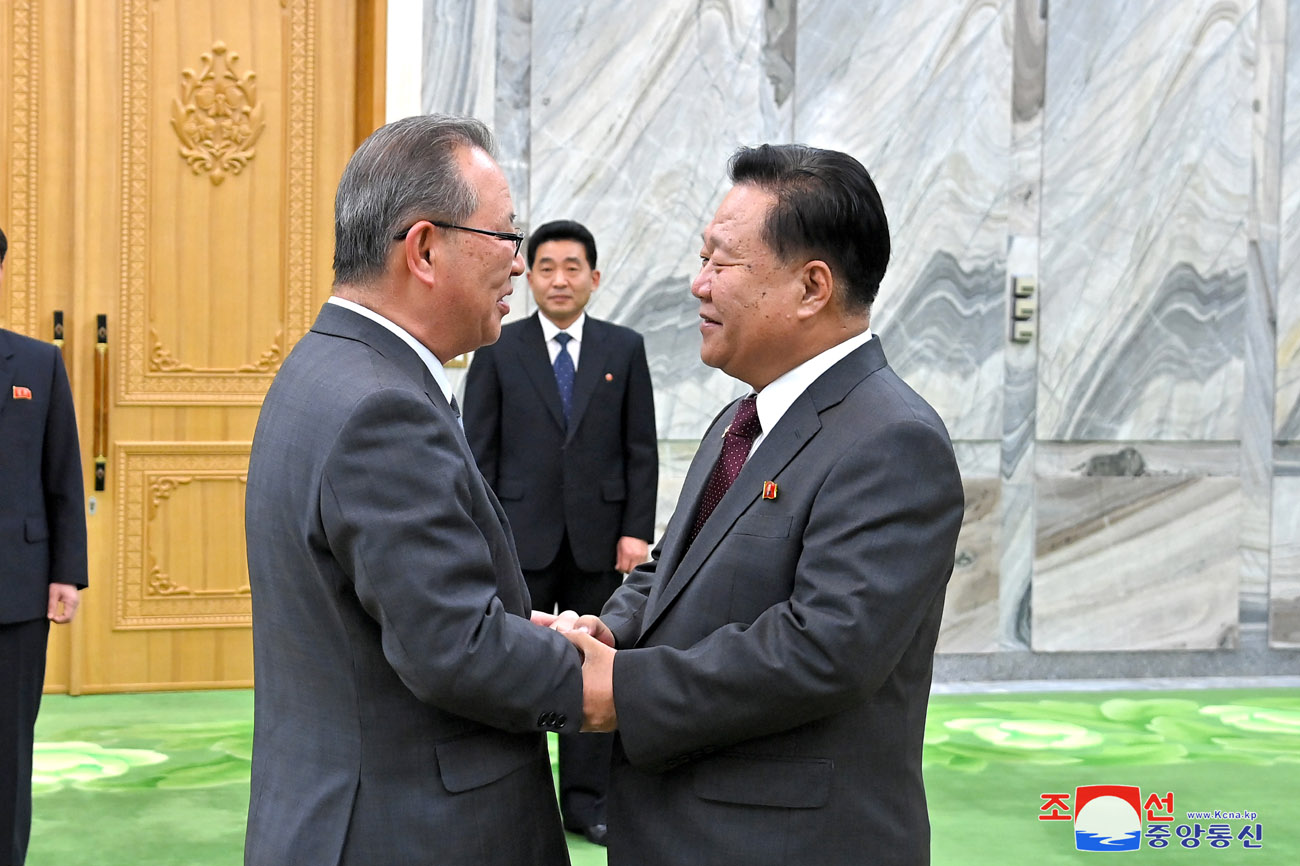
688, 394, 761, 545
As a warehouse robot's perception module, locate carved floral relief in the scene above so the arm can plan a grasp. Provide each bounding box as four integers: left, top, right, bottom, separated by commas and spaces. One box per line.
170, 41, 265, 185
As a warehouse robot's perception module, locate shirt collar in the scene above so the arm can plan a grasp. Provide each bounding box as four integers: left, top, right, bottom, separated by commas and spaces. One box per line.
753, 328, 874, 444
538, 311, 586, 344
326, 296, 454, 404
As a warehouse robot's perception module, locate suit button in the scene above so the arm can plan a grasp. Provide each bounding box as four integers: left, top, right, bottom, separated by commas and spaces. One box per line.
537, 713, 551, 727
555, 714, 567, 728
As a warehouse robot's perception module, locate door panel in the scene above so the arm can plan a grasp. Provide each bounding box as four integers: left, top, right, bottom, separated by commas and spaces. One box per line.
2, 0, 366, 693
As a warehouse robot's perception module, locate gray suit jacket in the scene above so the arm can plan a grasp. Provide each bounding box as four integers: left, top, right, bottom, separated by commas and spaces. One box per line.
600, 337, 964, 866
244, 303, 583, 866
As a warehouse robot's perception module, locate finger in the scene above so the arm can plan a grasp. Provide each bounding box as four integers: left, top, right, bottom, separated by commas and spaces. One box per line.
530, 610, 559, 627
566, 630, 611, 662
560, 628, 588, 662
574, 615, 615, 647
549, 609, 582, 633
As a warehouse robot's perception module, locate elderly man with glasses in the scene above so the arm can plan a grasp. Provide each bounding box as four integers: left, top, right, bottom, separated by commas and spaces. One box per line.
244, 115, 584, 866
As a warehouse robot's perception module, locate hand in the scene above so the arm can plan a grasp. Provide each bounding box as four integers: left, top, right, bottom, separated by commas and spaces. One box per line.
615, 536, 649, 574
565, 630, 617, 732
48, 583, 81, 624
543, 609, 616, 648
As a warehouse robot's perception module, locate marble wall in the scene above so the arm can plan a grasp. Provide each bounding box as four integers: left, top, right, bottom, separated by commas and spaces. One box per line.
415, 0, 1300, 673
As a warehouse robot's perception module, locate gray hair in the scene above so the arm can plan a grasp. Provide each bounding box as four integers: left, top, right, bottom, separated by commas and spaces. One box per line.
333, 114, 496, 286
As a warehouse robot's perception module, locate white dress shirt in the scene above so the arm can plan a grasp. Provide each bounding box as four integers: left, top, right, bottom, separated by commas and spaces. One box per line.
538, 311, 586, 370
749, 328, 875, 453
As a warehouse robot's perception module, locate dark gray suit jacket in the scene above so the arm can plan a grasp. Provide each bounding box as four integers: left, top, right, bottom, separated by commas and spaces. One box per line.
244, 303, 583, 866
463, 313, 657, 572
0, 328, 87, 624
600, 337, 964, 866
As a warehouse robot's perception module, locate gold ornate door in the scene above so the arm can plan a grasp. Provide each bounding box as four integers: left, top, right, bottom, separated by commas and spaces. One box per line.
1, 0, 376, 693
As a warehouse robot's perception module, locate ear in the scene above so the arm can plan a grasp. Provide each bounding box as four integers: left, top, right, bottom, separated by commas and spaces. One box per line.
401, 221, 438, 286
795, 260, 834, 320
590, 268, 601, 290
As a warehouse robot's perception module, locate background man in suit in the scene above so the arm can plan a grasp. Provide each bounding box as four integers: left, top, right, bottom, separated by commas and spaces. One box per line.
0, 226, 87, 866
463, 219, 657, 846
243, 116, 584, 866
553, 145, 965, 866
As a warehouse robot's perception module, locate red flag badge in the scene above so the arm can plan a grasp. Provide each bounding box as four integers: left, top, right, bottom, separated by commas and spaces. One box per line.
12, 386, 33, 400
762, 481, 778, 500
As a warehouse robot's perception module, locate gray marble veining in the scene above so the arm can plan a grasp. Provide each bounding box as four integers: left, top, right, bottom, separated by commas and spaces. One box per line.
1033, 475, 1240, 651
422, 0, 497, 123
1241, 1, 1283, 646
796, 0, 1012, 442
414, 0, 1300, 673
527, 0, 790, 440
1279, 0, 1300, 438
1038, 1, 1251, 441
1271, 446, 1300, 646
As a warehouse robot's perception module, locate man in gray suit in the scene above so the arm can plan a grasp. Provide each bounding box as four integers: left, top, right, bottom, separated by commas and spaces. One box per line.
244, 116, 583, 866
553, 144, 965, 865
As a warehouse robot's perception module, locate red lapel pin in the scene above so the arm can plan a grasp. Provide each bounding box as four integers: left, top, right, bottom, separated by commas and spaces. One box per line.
762, 481, 778, 500
604, 373, 613, 381
13, 386, 33, 400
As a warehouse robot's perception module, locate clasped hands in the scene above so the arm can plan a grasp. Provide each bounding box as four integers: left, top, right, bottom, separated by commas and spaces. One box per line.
532, 609, 618, 733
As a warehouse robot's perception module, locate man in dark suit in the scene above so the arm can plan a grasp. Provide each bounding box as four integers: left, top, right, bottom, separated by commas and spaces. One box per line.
0, 226, 88, 866
463, 220, 657, 845
243, 116, 584, 866
553, 145, 965, 866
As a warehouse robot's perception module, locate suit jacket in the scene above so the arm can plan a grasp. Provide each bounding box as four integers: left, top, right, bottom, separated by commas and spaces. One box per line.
243, 303, 584, 866
0, 328, 87, 624
599, 337, 964, 866
463, 313, 657, 573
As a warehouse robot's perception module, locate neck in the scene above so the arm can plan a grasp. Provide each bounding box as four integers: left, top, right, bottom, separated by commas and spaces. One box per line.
333, 284, 452, 363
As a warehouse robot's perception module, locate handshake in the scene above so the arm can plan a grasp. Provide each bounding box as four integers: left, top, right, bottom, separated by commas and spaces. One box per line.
532, 609, 618, 733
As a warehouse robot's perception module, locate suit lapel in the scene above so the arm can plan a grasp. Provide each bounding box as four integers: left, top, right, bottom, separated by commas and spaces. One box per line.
515, 314, 567, 431
637, 338, 888, 641
639, 399, 821, 639
565, 318, 608, 442
637, 405, 729, 628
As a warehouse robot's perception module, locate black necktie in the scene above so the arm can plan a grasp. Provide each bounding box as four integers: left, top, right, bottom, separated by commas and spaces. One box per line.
688, 395, 761, 545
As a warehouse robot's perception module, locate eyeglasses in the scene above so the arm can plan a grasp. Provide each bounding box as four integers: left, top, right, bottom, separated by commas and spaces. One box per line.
393, 221, 525, 256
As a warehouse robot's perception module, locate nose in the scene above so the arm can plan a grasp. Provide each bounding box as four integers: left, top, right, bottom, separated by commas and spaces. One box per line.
510, 250, 525, 277
690, 269, 709, 299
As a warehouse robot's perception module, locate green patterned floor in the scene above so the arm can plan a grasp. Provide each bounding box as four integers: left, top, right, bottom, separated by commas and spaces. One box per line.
30, 687, 1300, 864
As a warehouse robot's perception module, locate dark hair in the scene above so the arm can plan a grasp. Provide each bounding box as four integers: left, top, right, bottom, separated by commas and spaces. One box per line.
333, 115, 496, 286
728, 144, 889, 312
526, 219, 597, 270
0, 226, 7, 264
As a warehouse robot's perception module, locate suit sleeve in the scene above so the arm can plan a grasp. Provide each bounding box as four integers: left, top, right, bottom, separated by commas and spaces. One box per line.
319, 386, 583, 732
611, 419, 964, 771
43, 348, 88, 588
461, 345, 501, 486
599, 543, 661, 647
620, 336, 658, 542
